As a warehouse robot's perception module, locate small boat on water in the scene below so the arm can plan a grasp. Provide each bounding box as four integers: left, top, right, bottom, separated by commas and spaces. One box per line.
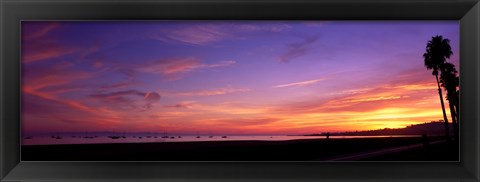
222, 136, 227, 138
209, 136, 213, 138
55, 136, 62, 139
108, 130, 121, 139
25, 136, 33, 139
170, 137, 175, 139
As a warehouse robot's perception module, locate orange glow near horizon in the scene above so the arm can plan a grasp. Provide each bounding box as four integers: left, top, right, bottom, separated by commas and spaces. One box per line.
21, 21, 459, 136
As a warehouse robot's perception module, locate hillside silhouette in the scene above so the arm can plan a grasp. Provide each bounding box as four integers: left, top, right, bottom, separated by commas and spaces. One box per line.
307, 121, 452, 136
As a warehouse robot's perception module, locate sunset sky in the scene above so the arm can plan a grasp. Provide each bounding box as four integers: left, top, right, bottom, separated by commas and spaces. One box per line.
21, 21, 459, 136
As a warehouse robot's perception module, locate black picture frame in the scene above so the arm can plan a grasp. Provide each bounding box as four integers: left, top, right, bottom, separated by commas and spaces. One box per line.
1, 0, 479, 181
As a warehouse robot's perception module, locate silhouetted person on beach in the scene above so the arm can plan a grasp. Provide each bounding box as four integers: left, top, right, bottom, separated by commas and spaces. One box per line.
326, 132, 330, 140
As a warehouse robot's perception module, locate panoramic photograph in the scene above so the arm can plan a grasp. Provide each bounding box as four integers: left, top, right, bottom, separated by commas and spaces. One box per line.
21, 21, 459, 161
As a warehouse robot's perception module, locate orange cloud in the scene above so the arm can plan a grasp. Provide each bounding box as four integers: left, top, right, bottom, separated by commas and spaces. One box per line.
259, 78, 449, 133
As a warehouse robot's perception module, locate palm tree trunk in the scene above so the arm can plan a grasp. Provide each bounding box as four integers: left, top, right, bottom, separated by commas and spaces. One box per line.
435, 74, 450, 140
448, 99, 458, 141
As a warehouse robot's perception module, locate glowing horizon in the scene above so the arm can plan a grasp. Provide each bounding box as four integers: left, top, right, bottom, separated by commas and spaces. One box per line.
21, 21, 459, 136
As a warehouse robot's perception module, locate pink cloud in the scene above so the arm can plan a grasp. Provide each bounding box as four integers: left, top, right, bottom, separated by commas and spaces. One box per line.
21, 22, 78, 63
93, 59, 103, 68
164, 101, 196, 109
23, 22, 61, 40
22, 44, 77, 63
138, 58, 235, 79
23, 71, 92, 92
22, 23, 101, 64
99, 81, 138, 90
22, 93, 125, 135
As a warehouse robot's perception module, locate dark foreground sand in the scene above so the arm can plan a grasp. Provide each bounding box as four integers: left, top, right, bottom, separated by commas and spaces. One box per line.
21, 136, 458, 161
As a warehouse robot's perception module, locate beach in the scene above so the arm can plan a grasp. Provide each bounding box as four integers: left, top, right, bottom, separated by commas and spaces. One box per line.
21, 136, 458, 161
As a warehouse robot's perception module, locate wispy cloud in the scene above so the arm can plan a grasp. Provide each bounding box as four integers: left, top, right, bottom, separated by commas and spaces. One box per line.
21, 22, 74, 63
138, 58, 235, 80
331, 87, 374, 95
177, 87, 251, 97
301, 21, 329, 27
90, 90, 146, 99
274, 78, 325, 88
164, 101, 197, 109
236, 24, 291, 33
150, 25, 228, 45
279, 34, 320, 63
143, 92, 161, 110
90, 90, 161, 111
99, 81, 139, 90
22, 22, 102, 64
201, 117, 280, 127
343, 95, 408, 103
23, 22, 61, 40
150, 23, 291, 46
22, 42, 77, 63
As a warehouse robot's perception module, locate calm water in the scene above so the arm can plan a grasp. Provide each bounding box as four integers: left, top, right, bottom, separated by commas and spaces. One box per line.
22, 135, 421, 146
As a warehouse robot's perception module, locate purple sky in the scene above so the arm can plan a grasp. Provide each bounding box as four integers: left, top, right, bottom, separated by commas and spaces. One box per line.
21, 21, 459, 136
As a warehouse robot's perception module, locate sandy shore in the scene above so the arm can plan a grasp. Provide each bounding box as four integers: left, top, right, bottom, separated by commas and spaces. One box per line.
21, 136, 457, 161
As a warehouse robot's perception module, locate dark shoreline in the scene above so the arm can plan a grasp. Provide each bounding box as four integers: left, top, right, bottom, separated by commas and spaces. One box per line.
21, 137, 458, 161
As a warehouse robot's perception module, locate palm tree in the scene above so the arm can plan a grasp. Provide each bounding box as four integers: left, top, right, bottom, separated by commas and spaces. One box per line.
423, 35, 453, 140
440, 62, 459, 141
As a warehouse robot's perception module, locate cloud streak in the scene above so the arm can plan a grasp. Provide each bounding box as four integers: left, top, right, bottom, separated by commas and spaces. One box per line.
274, 78, 325, 88
23, 22, 61, 40
150, 23, 291, 46
90, 90, 161, 111
138, 58, 235, 80
164, 101, 197, 109
279, 34, 320, 63
151, 25, 229, 45
177, 87, 251, 97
